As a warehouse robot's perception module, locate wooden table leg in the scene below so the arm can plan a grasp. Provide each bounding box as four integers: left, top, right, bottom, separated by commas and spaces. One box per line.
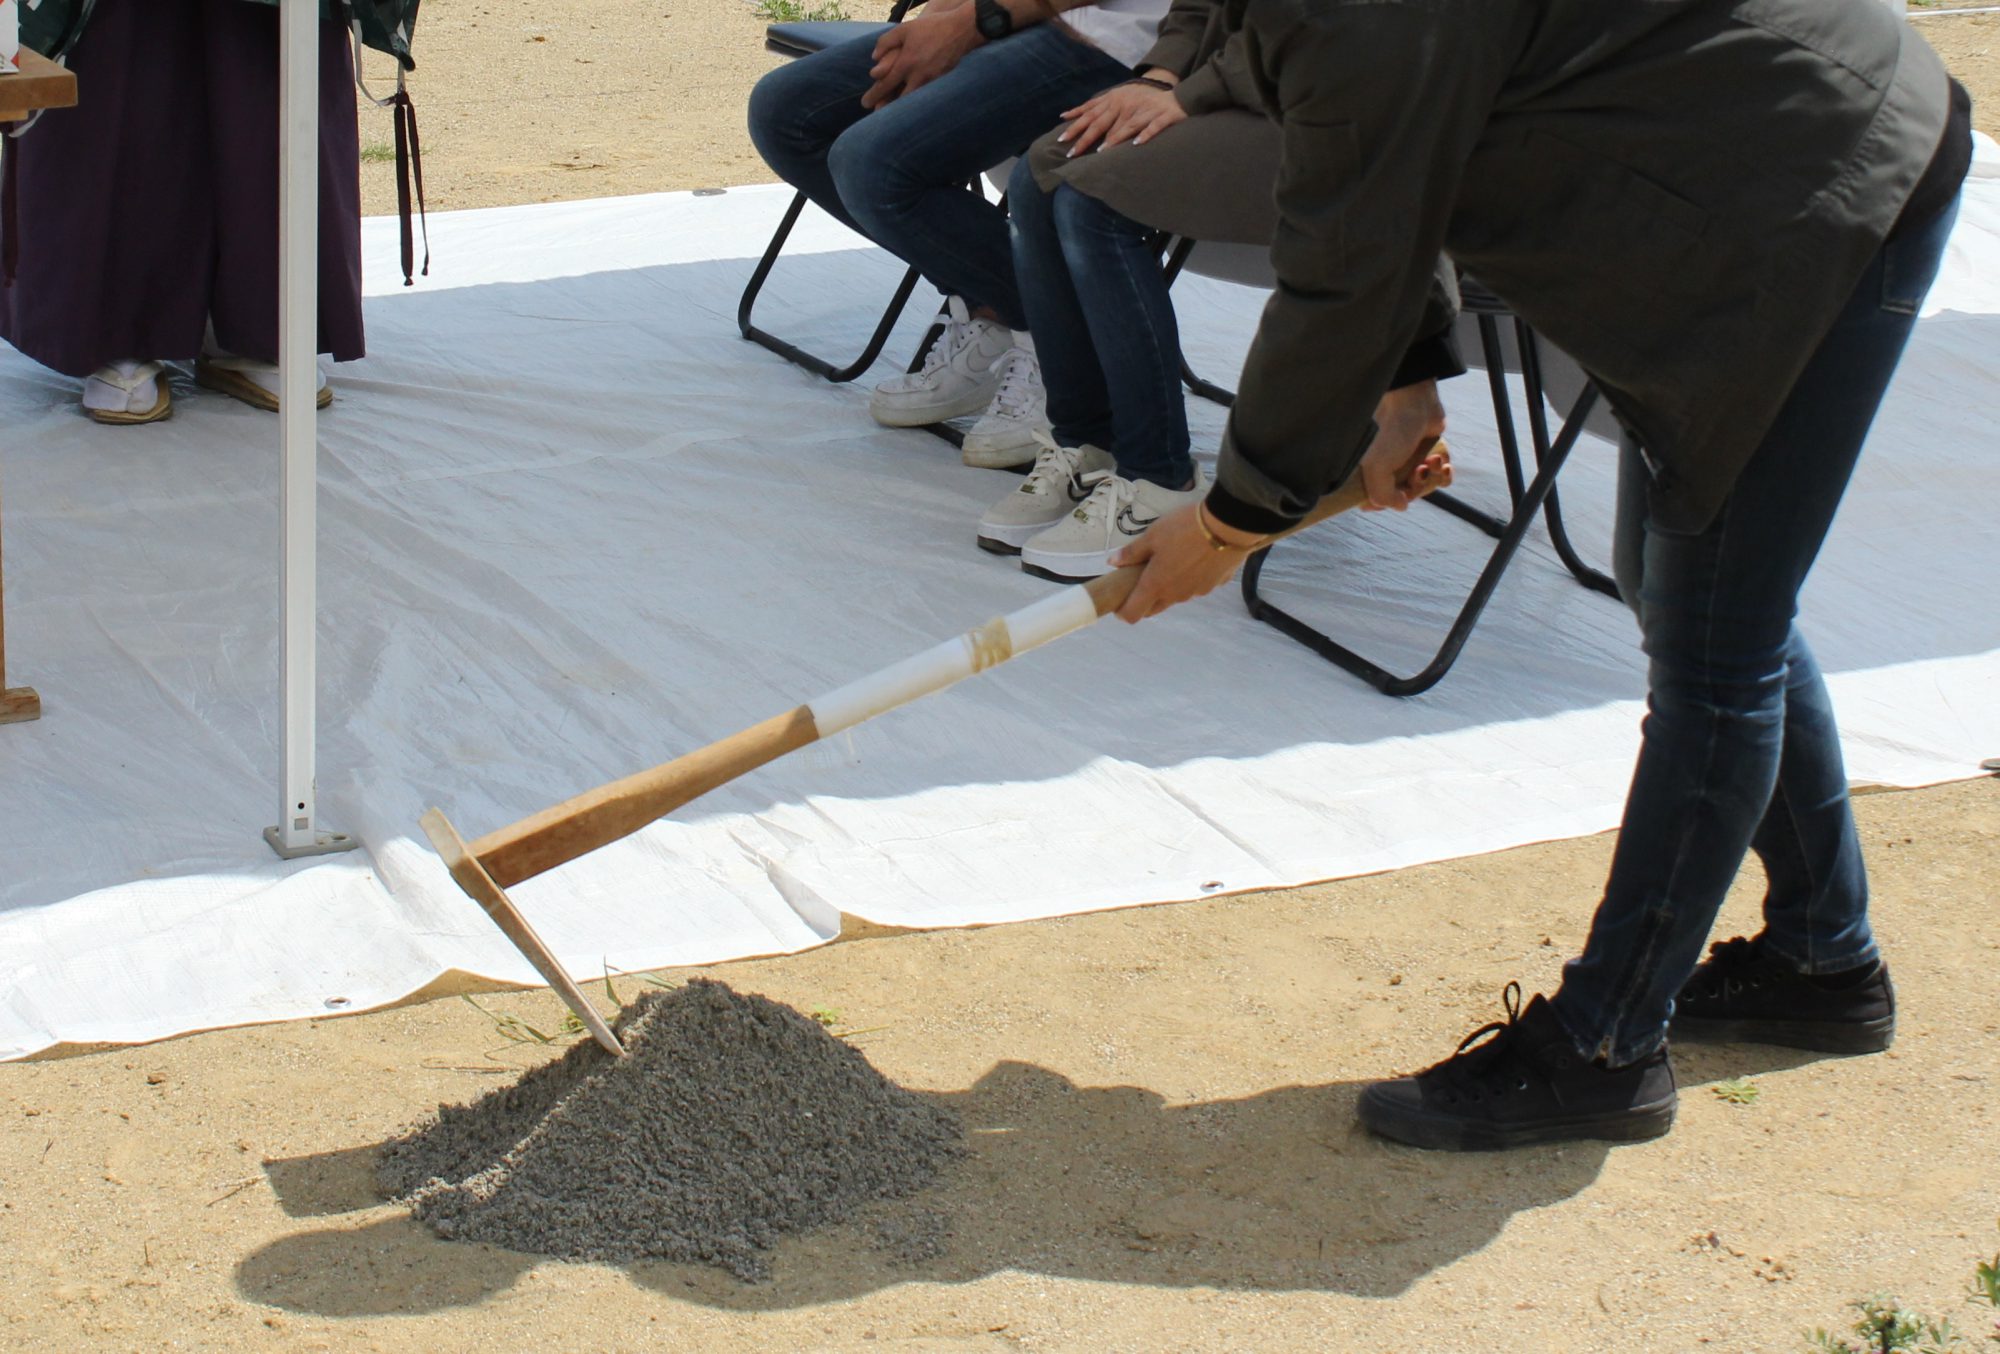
0, 470, 44, 725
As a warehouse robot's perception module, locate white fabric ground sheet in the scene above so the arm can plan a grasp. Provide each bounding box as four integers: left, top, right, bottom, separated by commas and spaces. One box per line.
3, 170, 1997, 1060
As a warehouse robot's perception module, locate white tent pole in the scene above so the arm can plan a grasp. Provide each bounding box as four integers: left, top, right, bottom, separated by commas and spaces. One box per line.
266, 0, 352, 859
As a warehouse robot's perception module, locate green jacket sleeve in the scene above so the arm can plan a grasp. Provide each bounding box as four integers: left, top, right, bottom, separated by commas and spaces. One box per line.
1172, 30, 1254, 116
1204, 0, 1506, 534
1136, 0, 1216, 79
1135, 0, 1258, 117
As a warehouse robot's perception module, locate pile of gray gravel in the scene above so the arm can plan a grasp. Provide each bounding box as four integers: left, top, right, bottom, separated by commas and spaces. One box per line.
377, 979, 962, 1280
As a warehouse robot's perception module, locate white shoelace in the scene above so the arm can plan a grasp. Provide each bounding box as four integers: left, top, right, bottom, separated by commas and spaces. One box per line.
916, 296, 978, 378
1018, 436, 1093, 499
982, 349, 1045, 422
1069, 470, 1133, 526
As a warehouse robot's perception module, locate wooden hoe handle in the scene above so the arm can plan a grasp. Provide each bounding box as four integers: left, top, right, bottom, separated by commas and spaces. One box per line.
445, 449, 1452, 892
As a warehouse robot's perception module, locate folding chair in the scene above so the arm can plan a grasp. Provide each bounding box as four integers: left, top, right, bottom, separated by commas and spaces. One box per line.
1160, 241, 1620, 696
736, 13, 924, 383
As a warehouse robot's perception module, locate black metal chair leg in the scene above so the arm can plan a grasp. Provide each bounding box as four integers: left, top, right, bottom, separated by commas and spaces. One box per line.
1158, 238, 1242, 409
1240, 385, 1604, 697
1513, 320, 1621, 599
1481, 315, 1531, 505
1180, 352, 1238, 408
1425, 313, 1536, 541
738, 190, 924, 383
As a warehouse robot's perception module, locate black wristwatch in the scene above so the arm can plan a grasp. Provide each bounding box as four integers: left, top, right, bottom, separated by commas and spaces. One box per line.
973, 0, 1015, 41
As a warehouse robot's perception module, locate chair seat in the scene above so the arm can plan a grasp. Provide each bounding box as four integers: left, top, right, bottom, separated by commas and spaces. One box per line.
765, 19, 892, 58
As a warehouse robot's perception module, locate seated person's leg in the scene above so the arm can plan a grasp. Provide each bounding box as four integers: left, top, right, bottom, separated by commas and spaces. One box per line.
1011, 185, 1205, 583
826, 26, 1130, 443
746, 31, 883, 238
828, 25, 1131, 333
976, 162, 1120, 555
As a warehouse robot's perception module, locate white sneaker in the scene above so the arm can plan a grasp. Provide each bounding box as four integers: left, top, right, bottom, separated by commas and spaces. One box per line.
960, 345, 1052, 469
975, 433, 1114, 555
1019, 464, 1210, 583
869, 296, 1014, 427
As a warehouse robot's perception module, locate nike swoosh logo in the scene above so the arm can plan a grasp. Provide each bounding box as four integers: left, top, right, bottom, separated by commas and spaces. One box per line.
1116, 506, 1160, 536
1066, 476, 1093, 502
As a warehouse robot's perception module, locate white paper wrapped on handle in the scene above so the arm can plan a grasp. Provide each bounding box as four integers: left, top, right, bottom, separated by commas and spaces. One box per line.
1, 0, 20, 74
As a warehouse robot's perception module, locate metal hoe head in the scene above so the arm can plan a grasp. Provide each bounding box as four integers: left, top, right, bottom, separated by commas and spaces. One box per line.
419, 807, 626, 1057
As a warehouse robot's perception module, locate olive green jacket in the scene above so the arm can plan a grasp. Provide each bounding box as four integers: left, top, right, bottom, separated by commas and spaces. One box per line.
22, 0, 418, 68
1206, 0, 1954, 536
1030, 0, 1277, 245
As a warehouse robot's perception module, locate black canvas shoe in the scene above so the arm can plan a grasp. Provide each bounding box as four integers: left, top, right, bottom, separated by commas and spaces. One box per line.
1357, 984, 1677, 1152
1670, 936, 1895, 1054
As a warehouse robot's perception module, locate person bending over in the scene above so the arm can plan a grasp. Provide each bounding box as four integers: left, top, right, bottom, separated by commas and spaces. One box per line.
978, 0, 1459, 581
747, 0, 1168, 469
1110, 0, 1972, 1151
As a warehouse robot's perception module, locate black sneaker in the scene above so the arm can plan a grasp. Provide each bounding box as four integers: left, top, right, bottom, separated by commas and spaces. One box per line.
1357, 984, 1677, 1152
1670, 936, 1895, 1054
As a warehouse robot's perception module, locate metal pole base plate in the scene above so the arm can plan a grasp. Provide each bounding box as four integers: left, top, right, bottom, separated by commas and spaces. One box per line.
264, 824, 358, 859
0, 687, 41, 725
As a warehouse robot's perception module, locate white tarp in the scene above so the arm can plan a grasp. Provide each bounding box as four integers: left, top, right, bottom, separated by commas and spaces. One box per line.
2, 175, 1995, 1060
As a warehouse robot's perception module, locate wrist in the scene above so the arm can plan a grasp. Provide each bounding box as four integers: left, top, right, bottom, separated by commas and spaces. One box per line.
964, 0, 993, 43
1194, 500, 1267, 552
977, 0, 1044, 40
1204, 482, 1301, 537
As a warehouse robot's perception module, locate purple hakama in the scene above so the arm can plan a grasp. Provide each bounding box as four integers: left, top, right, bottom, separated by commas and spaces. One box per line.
0, 0, 364, 378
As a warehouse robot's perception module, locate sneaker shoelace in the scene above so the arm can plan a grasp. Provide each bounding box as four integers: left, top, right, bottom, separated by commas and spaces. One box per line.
915, 297, 978, 379
1425, 981, 1538, 1105
1018, 436, 1093, 499
1069, 470, 1134, 527
982, 349, 1045, 422
1684, 935, 1770, 1001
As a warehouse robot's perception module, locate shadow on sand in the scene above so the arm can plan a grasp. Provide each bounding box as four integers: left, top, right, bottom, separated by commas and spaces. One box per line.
240, 1056, 1639, 1317
238, 1034, 1842, 1317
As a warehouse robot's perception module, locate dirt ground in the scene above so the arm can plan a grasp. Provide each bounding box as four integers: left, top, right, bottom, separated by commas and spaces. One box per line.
351, 3, 2000, 217
2, 779, 1995, 1352
3, 7, 1996, 1353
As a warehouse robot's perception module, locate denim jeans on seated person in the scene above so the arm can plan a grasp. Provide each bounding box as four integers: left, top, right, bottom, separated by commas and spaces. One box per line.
1005, 160, 1193, 489
746, 24, 1132, 332
1550, 195, 1961, 1068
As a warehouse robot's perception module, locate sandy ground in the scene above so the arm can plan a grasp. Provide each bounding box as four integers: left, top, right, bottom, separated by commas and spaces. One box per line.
2, 779, 1996, 1352
4, 7, 1996, 1353
350, 5, 2000, 217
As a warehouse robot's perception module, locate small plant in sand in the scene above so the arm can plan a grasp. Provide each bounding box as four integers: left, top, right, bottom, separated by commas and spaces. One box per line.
1804, 1223, 2000, 1352
1713, 1077, 1761, 1105
754, 0, 852, 21
460, 969, 678, 1046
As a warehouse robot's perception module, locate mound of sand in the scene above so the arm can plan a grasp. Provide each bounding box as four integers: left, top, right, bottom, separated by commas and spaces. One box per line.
377, 979, 962, 1280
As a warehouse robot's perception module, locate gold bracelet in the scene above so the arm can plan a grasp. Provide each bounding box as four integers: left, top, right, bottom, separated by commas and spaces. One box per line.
1194, 500, 1256, 553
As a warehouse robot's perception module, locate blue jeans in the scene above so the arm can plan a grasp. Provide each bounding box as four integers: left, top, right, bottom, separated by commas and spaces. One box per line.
1006, 161, 1194, 488
1550, 197, 1959, 1067
746, 25, 1132, 332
